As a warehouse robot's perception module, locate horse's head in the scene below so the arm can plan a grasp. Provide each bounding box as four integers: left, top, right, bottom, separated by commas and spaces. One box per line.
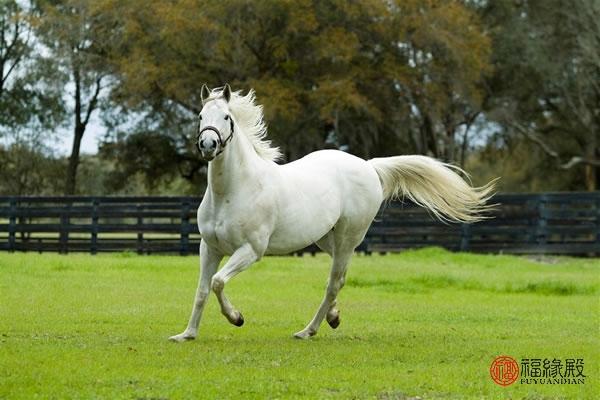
196, 84, 234, 161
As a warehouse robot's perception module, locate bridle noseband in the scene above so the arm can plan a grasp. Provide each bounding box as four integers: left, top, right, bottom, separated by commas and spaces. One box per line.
197, 116, 234, 157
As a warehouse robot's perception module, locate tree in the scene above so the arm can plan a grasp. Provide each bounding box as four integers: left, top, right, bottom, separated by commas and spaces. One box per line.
0, 0, 62, 130
0, 0, 30, 122
0, 136, 61, 195
98, 130, 204, 193
34, 0, 115, 194
383, 0, 492, 162
100, 0, 491, 185
481, 0, 600, 190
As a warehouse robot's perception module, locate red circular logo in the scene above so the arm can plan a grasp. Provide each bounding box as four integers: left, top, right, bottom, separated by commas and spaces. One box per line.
490, 356, 519, 386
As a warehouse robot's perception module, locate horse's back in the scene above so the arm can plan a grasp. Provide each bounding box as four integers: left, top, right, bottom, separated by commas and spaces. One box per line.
282, 150, 383, 209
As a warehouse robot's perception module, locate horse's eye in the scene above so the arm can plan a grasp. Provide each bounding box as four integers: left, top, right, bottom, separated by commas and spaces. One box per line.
224, 115, 229, 120
198, 115, 202, 120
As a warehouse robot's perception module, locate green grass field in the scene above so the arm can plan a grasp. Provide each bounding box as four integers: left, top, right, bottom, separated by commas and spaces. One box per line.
0, 248, 598, 399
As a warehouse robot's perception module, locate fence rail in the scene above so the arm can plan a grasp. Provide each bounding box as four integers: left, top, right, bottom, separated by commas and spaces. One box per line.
0, 192, 598, 255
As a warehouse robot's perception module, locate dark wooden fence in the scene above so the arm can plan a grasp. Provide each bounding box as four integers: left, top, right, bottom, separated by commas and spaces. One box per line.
366, 192, 599, 255
0, 197, 199, 255
0, 192, 598, 255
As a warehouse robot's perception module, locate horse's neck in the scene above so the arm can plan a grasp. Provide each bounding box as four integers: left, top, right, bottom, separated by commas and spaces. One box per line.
207, 131, 264, 196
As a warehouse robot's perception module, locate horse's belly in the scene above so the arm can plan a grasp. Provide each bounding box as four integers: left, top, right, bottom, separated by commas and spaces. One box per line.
265, 179, 341, 254
266, 219, 336, 255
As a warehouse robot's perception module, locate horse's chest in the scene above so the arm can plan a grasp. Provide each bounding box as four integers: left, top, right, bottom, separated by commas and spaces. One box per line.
197, 205, 243, 251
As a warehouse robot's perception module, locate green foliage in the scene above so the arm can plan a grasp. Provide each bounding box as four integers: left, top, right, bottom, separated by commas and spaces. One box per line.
0, 0, 64, 131
1, 1, 598, 194
105, 0, 491, 161
33, 0, 117, 194
0, 248, 598, 398
0, 0, 32, 128
99, 131, 205, 194
0, 140, 64, 195
465, 136, 586, 192
480, 0, 600, 190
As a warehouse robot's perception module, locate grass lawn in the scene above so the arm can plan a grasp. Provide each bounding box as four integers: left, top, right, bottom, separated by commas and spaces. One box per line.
0, 248, 598, 399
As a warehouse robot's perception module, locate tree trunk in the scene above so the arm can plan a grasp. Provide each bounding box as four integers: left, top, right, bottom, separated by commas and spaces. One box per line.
584, 127, 598, 191
65, 124, 84, 195
459, 124, 470, 169
584, 165, 596, 191
422, 114, 438, 157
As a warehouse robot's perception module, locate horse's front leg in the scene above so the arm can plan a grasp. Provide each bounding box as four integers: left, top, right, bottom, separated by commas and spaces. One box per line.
211, 243, 260, 326
169, 240, 223, 342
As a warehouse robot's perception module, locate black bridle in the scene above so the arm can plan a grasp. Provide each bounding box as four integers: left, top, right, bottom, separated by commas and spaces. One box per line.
197, 116, 234, 157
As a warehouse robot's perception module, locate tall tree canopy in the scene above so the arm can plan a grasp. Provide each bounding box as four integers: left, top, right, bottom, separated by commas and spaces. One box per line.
1, 0, 62, 131
481, 0, 600, 190
1, 0, 597, 194
102, 0, 490, 172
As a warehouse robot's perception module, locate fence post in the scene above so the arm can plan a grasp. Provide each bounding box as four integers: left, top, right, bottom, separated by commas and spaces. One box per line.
180, 200, 190, 256
536, 195, 548, 251
91, 198, 99, 255
595, 195, 600, 257
137, 204, 143, 255
460, 223, 471, 251
8, 198, 16, 252
59, 201, 71, 254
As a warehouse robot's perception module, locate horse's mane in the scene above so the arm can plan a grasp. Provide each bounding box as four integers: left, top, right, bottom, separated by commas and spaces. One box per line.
207, 88, 282, 162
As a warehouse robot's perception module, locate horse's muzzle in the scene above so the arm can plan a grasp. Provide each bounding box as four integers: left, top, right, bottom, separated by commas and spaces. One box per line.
197, 132, 220, 161
200, 153, 215, 162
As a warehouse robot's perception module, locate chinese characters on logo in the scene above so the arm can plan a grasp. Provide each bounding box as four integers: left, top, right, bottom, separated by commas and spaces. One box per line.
520, 358, 586, 384
490, 356, 586, 386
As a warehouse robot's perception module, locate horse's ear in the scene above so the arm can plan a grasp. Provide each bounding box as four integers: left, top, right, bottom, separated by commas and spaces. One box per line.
201, 84, 210, 105
223, 83, 232, 102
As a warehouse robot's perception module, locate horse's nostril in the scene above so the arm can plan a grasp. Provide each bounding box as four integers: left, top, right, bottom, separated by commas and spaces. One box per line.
210, 139, 217, 149
200, 139, 205, 148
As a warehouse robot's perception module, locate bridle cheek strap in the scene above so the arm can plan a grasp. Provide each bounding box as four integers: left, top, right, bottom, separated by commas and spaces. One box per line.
197, 118, 234, 157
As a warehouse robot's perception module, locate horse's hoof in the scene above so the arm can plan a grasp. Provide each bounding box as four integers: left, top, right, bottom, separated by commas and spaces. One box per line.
327, 314, 340, 329
168, 333, 196, 342
293, 329, 316, 339
233, 312, 245, 327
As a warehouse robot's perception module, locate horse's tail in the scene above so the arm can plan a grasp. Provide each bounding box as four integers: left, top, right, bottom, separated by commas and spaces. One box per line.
368, 155, 496, 223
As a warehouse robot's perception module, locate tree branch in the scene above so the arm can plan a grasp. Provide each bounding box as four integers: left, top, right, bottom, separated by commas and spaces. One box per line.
82, 76, 103, 127
511, 121, 600, 169
561, 156, 600, 169
2, 12, 21, 65
511, 121, 559, 158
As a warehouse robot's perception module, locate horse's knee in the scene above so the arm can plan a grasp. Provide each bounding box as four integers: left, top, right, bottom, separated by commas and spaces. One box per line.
211, 276, 224, 293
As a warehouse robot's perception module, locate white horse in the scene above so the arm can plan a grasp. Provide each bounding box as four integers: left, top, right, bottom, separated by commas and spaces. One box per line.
169, 84, 494, 342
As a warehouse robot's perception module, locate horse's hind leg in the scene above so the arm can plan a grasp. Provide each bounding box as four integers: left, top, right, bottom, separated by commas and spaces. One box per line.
315, 230, 334, 255
326, 302, 341, 329
295, 219, 372, 339
293, 243, 353, 339
315, 231, 341, 329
